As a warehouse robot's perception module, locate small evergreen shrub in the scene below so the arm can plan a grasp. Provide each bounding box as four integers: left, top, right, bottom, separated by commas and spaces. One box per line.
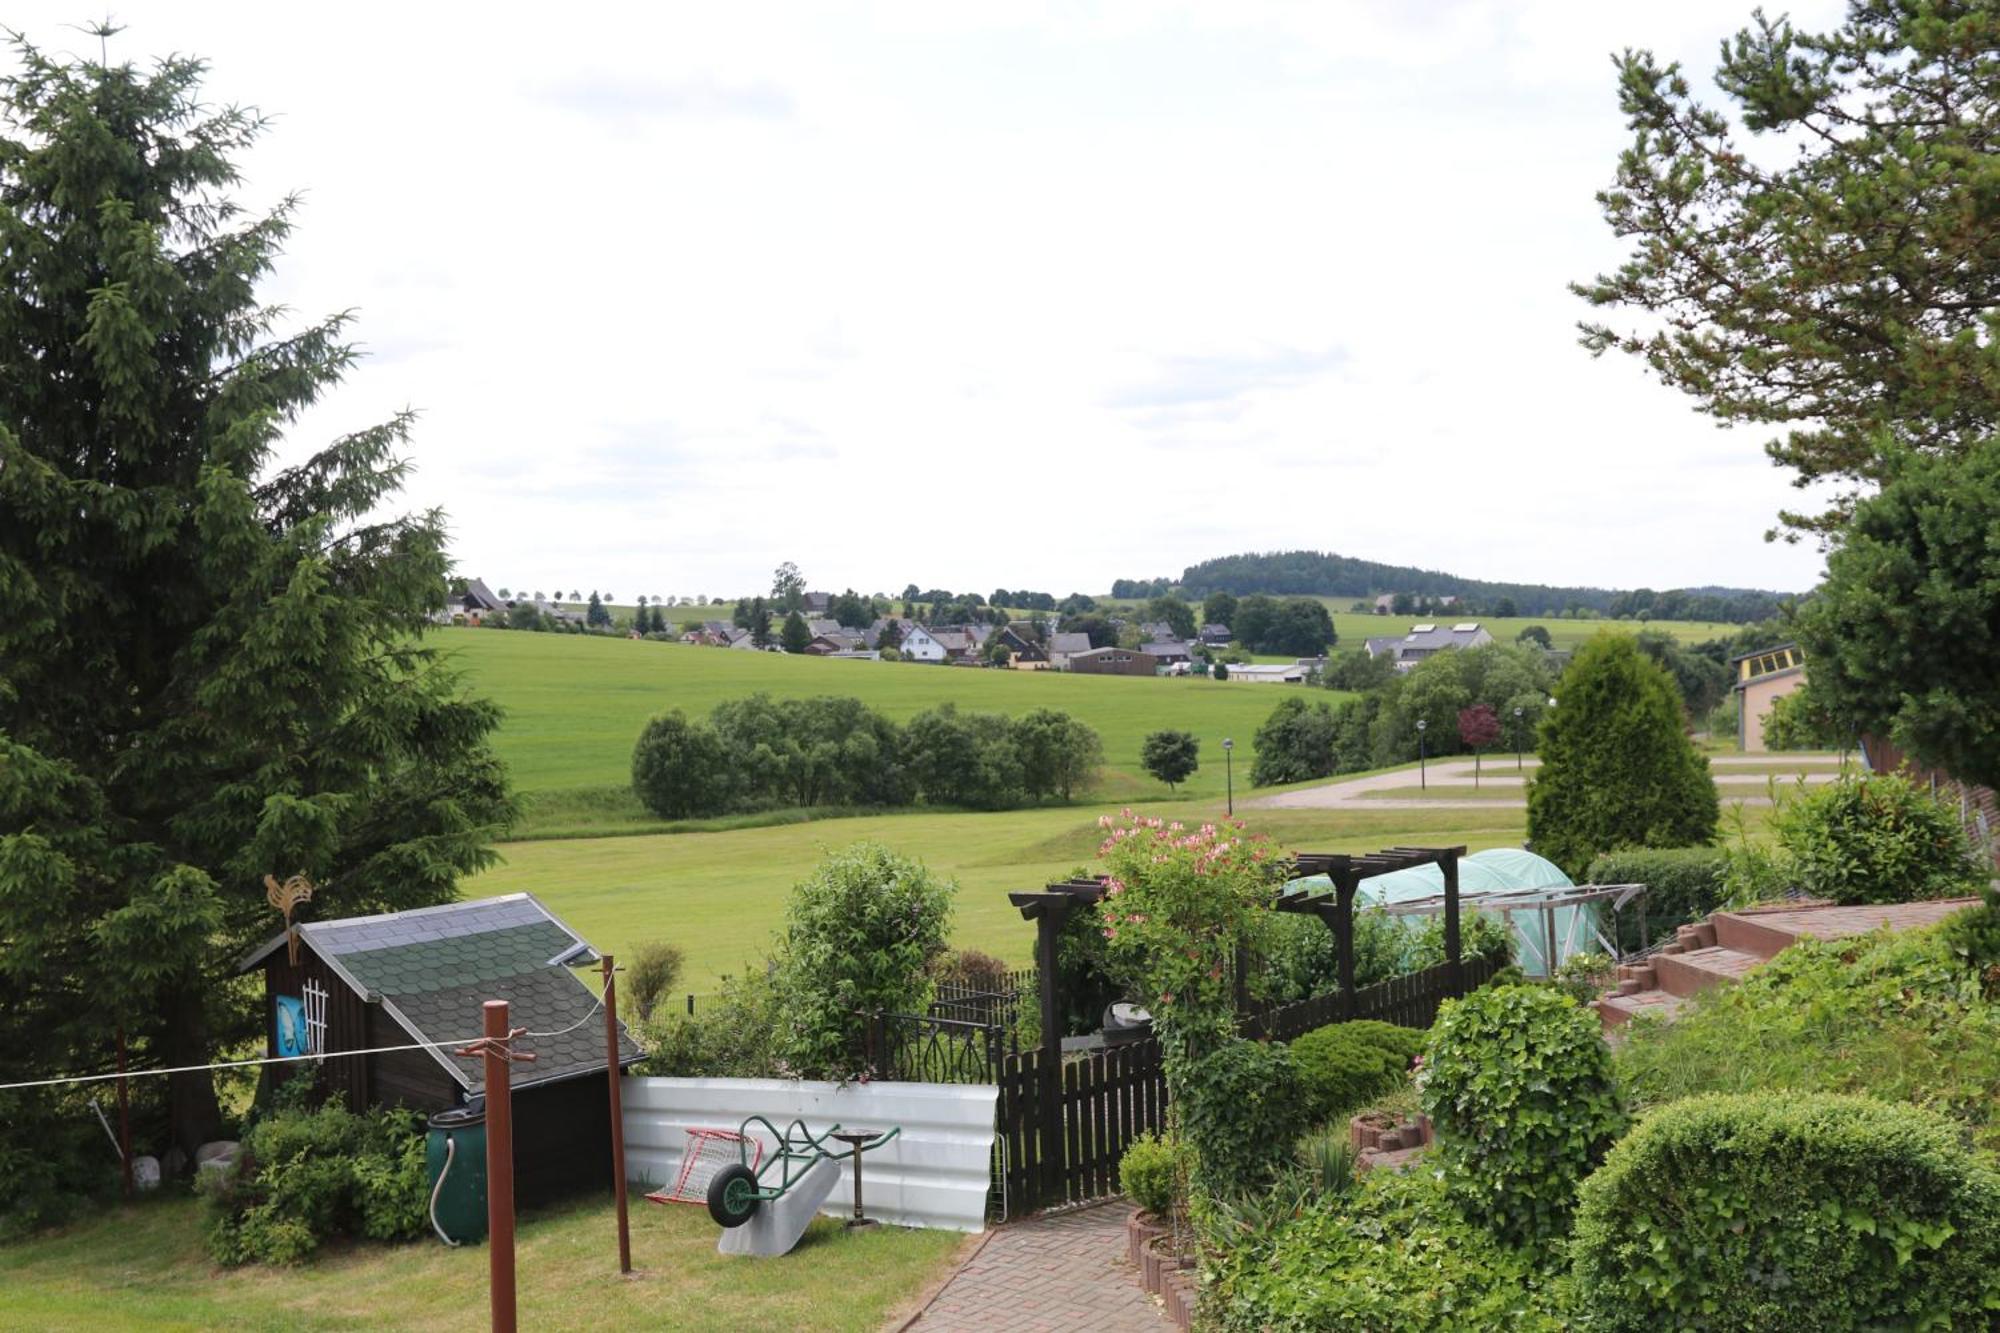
203, 1099, 427, 1265
1118, 1132, 1178, 1217
1769, 773, 1986, 905
1420, 983, 1624, 1245
1584, 846, 1728, 952
1177, 1038, 1311, 1198
1572, 1093, 2000, 1330
1291, 1021, 1424, 1123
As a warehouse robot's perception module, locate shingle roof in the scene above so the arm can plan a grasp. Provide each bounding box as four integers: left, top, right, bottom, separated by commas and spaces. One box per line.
1049, 632, 1093, 655
240, 894, 640, 1092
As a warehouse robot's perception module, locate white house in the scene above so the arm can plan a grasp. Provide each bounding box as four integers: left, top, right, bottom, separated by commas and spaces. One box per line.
1365, 622, 1494, 671
899, 625, 947, 663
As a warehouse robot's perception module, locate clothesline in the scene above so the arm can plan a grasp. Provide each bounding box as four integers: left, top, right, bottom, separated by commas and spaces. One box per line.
0, 995, 610, 1093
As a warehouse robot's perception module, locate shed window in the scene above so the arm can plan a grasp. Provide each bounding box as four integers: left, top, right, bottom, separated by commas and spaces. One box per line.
302, 978, 328, 1060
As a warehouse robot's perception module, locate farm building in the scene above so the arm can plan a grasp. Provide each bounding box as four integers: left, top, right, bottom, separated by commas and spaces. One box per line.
1732, 642, 1805, 752
238, 893, 642, 1206
1067, 646, 1157, 677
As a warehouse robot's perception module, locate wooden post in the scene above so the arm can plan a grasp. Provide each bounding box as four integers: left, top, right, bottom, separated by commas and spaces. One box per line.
1326, 873, 1358, 1020
1441, 850, 1463, 996
1034, 903, 1068, 1209
601, 956, 631, 1276
116, 1025, 132, 1200
483, 1000, 519, 1333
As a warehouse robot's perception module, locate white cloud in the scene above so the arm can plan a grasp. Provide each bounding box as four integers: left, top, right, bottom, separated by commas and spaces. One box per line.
6, 0, 1849, 599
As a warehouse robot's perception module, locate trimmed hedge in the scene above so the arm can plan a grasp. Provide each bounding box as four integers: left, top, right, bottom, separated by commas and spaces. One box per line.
1572, 1093, 2000, 1330
1421, 984, 1624, 1245
1178, 1038, 1312, 1198
1583, 846, 1727, 953
1118, 1132, 1178, 1217
1291, 1021, 1426, 1124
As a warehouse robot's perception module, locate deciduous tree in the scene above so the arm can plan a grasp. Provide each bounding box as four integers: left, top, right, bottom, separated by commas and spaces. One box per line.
1140, 730, 1201, 791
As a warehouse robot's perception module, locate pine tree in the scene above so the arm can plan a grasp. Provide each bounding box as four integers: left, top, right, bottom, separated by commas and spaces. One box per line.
780, 610, 812, 654
0, 33, 514, 1176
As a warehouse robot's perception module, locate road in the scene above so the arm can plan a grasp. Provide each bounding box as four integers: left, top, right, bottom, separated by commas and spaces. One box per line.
1250, 754, 1848, 812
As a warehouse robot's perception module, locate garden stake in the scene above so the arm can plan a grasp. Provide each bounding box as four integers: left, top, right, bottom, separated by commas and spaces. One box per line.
602, 955, 631, 1274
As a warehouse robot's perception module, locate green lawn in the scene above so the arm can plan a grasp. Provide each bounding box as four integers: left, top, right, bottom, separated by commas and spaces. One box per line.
473, 796, 1535, 991
0, 1193, 963, 1332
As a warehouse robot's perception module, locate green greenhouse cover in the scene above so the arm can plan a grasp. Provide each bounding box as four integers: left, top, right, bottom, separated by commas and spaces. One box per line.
1286, 848, 1591, 977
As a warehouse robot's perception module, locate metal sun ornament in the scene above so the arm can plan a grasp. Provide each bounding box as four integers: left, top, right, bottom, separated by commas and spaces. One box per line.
265, 873, 316, 966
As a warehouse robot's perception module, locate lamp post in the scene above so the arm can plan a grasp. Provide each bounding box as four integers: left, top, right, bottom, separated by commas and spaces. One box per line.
1222, 737, 1234, 816
1416, 718, 1428, 790
1514, 705, 1525, 771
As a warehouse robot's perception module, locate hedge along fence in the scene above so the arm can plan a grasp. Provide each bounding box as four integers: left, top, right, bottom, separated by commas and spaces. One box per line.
1583, 847, 1728, 955
1572, 1093, 2000, 1329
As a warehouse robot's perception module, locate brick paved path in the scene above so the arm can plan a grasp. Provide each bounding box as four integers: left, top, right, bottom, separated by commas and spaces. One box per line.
903, 1202, 1169, 1332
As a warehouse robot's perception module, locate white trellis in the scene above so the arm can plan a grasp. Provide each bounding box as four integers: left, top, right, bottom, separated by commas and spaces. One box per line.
301, 978, 328, 1061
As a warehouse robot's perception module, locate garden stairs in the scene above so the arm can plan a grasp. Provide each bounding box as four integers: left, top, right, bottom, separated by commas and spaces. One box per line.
1595, 898, 1982, 1032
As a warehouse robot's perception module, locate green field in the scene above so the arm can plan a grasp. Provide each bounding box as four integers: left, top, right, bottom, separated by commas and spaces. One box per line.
437, 627, 1333, 817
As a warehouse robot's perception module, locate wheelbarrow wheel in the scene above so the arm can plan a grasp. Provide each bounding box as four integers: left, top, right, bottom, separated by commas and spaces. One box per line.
707, 1163, 762, 1228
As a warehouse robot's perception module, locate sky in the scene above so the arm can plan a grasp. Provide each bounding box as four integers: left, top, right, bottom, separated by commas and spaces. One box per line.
11, 1, 1849, 603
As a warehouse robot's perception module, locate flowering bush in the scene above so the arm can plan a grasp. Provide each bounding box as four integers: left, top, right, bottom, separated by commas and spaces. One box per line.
1093, 811, 1276, 1057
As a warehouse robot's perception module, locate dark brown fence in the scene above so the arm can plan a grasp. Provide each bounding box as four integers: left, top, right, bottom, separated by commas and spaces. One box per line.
992, 955, 1496, 1216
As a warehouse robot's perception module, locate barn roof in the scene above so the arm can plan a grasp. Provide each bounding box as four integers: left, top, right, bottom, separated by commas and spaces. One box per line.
240, 893, 642, 1093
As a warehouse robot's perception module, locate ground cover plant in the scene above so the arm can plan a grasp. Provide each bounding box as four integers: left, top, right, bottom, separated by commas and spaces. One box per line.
1571, 1093, 2000, 1330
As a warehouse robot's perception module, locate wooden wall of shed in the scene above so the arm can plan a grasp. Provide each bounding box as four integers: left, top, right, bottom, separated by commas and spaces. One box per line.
513, 1073, 615, 1208
364, 1004, 461, 1116
263, 944, 370, 1112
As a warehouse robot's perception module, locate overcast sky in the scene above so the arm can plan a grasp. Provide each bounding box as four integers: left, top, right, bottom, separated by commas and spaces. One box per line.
14, 2, 1847, 602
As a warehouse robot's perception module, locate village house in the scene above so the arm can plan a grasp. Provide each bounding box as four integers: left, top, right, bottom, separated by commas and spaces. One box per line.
1364, 622, 1494, 671
439, 577, 506, 625
1068, 646, 1158, 677
1138, 640, 1195, 669
1733, 642, 1806, 752
1198, 623, 1232, 646
898, 624, 947, 663
1047, 631, 1094, 670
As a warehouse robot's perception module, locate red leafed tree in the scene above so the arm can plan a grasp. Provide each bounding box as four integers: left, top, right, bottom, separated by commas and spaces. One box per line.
1459, 703, 1501, 787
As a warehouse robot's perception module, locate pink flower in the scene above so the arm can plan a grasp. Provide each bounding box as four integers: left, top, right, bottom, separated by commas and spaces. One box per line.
1103, 927, 1116, 940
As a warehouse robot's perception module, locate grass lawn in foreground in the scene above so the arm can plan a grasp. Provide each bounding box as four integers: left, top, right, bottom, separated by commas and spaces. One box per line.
471, 798, 1534, 990
0, 1193, 963, 1332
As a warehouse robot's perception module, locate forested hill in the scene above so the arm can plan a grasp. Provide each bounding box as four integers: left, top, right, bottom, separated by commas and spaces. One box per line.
1117, 551, 1793, 622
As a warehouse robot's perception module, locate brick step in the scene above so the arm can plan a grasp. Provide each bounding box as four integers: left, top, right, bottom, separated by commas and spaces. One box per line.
1711, 911, 1797, 961
1596, 988, 1689, 1029
1675, 921, 1717, 950
1651, 946, 1764, 997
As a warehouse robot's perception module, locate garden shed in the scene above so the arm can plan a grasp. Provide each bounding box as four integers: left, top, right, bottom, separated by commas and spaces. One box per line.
238, 893, 643, 1206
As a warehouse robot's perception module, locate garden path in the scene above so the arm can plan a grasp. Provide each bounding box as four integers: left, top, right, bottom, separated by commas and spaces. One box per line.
897, 1201, 1167, 1332
1252, 754, 1846, 812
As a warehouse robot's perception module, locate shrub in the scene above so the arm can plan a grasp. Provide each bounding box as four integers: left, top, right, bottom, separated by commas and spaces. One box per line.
623, 940, 684, 1023
929, 947, 1013, 992
639, 966, 790, 1078
1250, 696, 1338, 786
1572, 1093, 2000, 1330
1176, 1037, 1311, 1198
1584, 846, 1728, 952
203, 1100, 427, 1265
1118, 1131, 1178, 1217
1613, 923, 2000, 1152
1551, 950, 1616, 1006
1526, 634, 1718, 877
630, 710, 731, 818
1207, 1168, 1575, 1332
1420, 983, 1624, 1245
776, 843, 955, 1079
1291, 1021, 1423, 1123
1769, 773, 1986, 905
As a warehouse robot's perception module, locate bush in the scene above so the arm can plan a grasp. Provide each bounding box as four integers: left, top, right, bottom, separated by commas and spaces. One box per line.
630, 710, 731, 818
1584, 846, 1728, 952
1118, 1131, 1179, 1217
1572, 1093, 2000, 1330
639, 966, 790, 1078
1769, 773, 1986, 905
1177, 1037, 1312, 1198
1420, 983, 1624, 1245
624, 940, 684, 1023
1526, 634, 1719, 877
1207, 1167, 1575, 1332
776, 843, 955, 1079
1551, 950, 1616, 1005
203, 1099, 427, 1265
1250, 695, 1338, 786
1291, 1021, 1423, 1123
1613, 923, 2000, 1152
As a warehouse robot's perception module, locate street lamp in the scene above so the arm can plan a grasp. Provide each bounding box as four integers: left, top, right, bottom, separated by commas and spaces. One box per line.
1514, 705, 1525, 771
1222, 737, 1235, 816
1416, 718, 1428, 790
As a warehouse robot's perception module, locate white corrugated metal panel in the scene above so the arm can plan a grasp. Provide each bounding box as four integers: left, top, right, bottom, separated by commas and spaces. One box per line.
622, 1077, 998, 1233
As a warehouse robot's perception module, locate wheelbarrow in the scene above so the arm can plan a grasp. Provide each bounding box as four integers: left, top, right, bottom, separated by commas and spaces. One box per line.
706, 1116, 901, 1240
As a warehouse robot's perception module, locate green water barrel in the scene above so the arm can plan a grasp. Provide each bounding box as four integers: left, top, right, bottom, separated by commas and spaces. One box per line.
425, 1101, 488, 1245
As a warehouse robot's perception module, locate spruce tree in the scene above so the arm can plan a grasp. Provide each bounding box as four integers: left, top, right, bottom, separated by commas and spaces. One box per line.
0, 32, 514, 1177
1527, 635, 1717, 876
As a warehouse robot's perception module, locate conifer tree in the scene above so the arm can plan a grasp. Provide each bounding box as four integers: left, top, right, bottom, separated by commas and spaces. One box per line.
0, 31, 514, 1176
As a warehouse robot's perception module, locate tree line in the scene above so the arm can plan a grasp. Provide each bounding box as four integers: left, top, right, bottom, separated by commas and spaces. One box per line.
631, 694, 1103, 818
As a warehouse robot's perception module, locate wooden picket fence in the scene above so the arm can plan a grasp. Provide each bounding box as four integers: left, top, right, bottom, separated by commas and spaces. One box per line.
991, 954, 1498, 1216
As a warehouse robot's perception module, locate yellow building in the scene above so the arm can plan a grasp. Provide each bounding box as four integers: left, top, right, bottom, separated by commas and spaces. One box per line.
1733, 643, 1805, 751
